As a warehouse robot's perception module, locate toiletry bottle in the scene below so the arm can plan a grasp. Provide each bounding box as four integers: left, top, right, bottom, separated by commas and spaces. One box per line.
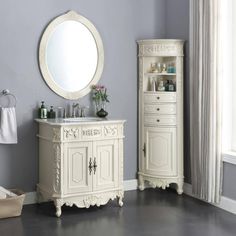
168, 80, 175, 91
167, 63, 172, 73
40, 101, 47, 119
158, 79, 165, 91
162, 63, 167, 73
157, 63, 162, 73
172, 62, 176, 73
151, 77, 156, 91
49, 106, 56, 118
165, 80, 170, 91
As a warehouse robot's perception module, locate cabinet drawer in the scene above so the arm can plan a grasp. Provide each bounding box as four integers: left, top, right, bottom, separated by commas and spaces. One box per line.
144, 104, 176, 115
144, 93, 176, 103
144, 115, 176, 126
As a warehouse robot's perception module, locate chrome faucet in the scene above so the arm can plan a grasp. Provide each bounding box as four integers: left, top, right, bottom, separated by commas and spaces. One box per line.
72, 103, 79, 117
80, 106, 89, 117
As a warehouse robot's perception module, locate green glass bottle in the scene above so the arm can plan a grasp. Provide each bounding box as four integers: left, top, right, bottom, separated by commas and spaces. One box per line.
40, 101, 47, 119
165, 80, 170, 91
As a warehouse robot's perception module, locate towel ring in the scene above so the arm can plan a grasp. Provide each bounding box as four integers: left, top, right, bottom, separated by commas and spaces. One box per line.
0, 89, 17, 108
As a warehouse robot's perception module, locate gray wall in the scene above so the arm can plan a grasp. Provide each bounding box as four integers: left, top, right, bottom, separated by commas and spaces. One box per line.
165, 0, 191, 183
0, 0, 166, 192
3, 0, 233, 200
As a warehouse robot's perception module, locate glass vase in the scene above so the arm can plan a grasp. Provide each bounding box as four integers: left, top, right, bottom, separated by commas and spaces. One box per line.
96, 101, 108, 118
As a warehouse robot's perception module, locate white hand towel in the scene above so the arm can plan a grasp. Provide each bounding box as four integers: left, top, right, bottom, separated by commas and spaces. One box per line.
0, 186, 17, 197
0, 107, 17, 144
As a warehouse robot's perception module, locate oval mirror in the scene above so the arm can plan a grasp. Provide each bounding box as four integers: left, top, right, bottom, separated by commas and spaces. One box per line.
39, 11, 104, 99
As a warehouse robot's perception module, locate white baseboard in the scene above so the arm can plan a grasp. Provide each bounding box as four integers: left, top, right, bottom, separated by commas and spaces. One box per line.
124, 179, 138, 191
24, 179, 138, 205
24, 191, 37, 205
217, 196, 236, 215
24, 180, 236, 215
183, 183, 236, 215
183, 182, 194, 197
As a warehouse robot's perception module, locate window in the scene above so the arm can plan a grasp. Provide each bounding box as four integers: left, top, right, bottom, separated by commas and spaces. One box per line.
222, 0, 236, 153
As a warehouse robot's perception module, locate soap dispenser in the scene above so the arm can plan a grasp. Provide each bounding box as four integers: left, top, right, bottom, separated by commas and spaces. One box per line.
48, 106, 56, 118
39, 101, 47, 119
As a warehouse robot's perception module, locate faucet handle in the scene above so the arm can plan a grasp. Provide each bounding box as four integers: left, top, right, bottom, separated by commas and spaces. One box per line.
72, 102, 79, 108
71, 103, 80, 117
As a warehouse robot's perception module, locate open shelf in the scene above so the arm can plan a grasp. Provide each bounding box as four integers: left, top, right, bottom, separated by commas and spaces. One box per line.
144, 91, 177, 94
145, 72, 176, 76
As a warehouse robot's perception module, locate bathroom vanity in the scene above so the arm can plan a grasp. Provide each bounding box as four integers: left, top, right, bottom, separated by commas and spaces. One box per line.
36, 11, 125, 217
36, 118, 125, 217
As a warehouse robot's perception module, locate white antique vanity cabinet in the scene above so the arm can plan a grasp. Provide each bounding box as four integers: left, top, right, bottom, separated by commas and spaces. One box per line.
137, 39, 184, 194
36, 119, 125, 217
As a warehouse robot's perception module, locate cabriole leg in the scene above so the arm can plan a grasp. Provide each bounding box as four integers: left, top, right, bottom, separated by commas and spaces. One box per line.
138, 175, 145, 191
176, 180, 184, 195
54, 199, 63, 217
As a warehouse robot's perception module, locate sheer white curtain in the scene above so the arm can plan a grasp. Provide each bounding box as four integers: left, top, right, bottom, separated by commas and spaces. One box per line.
189, 0, 224, 203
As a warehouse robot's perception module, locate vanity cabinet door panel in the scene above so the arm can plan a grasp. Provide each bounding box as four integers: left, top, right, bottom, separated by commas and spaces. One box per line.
145, 127, 177, 176
64, 142, 93, 194
93, 140, 119, 191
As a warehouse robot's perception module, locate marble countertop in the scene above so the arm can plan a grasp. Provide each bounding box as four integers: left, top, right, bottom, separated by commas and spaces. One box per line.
35, 118, 126, 126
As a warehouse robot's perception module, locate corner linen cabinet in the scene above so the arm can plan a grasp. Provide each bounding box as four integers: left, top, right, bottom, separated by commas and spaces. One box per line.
36, 119, 125, 217
137, 39, 184, 194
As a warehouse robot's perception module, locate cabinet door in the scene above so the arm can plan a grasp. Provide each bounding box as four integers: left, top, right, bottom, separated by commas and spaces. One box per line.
64, 142, 93, 194
93, 140, 118, 191
145, 127, 177, 176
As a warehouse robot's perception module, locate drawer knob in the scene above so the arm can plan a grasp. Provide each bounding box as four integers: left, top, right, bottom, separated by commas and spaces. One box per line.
157, 108, 160, 111
157, 97, 160, 100
157, 119, 160, 122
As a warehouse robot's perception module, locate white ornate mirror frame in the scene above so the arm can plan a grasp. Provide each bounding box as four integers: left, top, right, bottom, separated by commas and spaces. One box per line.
39, 11, 104, 100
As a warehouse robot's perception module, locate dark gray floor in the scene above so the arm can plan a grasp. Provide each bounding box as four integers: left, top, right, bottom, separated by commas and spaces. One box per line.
0, 189, 236, 236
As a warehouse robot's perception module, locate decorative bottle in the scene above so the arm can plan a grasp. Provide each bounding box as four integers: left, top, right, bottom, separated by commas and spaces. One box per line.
40, 101, 47, 119
48, 106, 56, 118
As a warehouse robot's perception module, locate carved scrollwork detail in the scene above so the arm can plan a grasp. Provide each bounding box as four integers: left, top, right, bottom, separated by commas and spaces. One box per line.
139, 42, 183, 57
82, 128, 102, 137
145, 177, 172, 190
53, 128, 61, 141
53, 144, 61, 193
53, 191, 122, 216
104, 126, 118, 137
139, 57, 143, 89
83, 195, 102, 208
85, 193, 117, 208
64, 128, 79, 139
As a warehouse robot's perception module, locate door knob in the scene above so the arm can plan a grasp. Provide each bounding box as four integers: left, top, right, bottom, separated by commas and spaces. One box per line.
142, 143, 146, 157
93, 158, 97, 174
89, 158, 93, 175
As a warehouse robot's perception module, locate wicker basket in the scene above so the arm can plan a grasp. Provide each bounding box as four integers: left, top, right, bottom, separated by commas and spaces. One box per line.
0, 189, 25, 219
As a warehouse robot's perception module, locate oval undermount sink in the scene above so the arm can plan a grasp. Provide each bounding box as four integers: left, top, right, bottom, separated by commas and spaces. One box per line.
63, 117, 103, 122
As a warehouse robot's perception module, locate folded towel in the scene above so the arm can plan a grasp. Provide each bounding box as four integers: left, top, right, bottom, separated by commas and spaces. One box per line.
0, 191, 7, 199
0, 186, 17, 197
0, 107, 17, 144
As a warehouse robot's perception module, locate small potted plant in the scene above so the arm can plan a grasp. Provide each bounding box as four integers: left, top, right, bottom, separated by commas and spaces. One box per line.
92, 85, 109, 118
